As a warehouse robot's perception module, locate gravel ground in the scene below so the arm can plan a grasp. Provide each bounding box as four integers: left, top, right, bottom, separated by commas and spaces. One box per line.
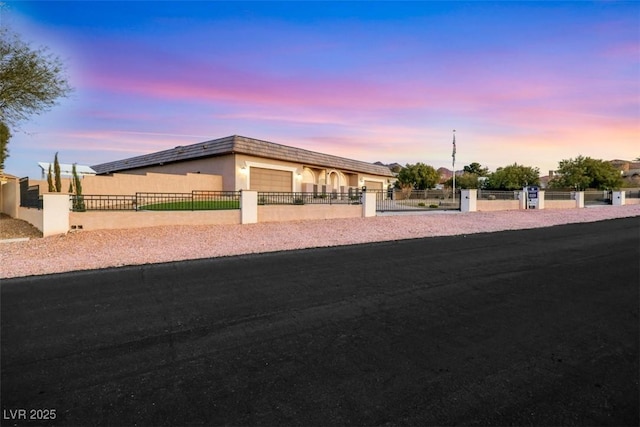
0, 213, 43, 239
1, 205, 639, 279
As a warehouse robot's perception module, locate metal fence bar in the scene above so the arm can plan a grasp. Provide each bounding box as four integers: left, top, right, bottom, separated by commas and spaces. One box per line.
71, 192, 241, 211
584, 190, 612, 205
390, 189, 453, 200
136, 192, 193, 210
624, 189, 640, 199
376, 189, 461, 211
19, 178, 42, 209
477, 190, 520, 200
544, 191, 574, 200
191, 190, 241, 210
71, 195, 137, 211
257, 192, 361, 205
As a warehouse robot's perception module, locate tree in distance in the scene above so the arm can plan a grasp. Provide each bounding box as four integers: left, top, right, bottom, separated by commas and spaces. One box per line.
53, 152, 61, 192
444, 162, 490, 189
395, 163, 440, 190
0, 27, 73, 169
484, 163, 540, 190
549, 156, 623, 190
47, 163, 54, 192
463, 162, 489, 176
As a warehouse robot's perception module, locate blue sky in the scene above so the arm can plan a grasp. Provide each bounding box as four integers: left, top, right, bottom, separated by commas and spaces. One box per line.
3, 1, 639, 178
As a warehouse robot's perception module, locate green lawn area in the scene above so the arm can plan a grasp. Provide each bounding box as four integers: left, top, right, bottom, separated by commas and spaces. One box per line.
140, 200, 240, 210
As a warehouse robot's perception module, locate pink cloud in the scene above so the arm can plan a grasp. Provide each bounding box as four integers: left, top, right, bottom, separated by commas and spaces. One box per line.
602, 41, 640, 59
87, 69, 428, 114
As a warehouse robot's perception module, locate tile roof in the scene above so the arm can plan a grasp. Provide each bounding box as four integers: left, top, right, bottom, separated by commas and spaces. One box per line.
91, 135, 395, 177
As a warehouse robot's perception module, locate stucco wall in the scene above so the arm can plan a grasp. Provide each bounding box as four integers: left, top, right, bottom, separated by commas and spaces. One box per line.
82, 172, 223, 195
545, 200, 578, 210
258, 204, 361, 223
110, 156, 235, 191
18, 207, 43, 231
28, 172, 223, 196
29, 178, 72, 194
69, 209, 241, 231
476, 200, 520, 211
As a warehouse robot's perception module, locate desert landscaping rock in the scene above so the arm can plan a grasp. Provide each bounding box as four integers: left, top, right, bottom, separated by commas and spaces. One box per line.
0, 213, 43, 240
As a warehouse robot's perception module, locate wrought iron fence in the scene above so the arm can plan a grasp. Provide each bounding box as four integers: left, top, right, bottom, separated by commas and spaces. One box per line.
19, 177, 42, 209
136, 192, 195, 210
624, 189, 640, 199
376, 189, 460, 211
72, 195, 136, 211
388, 189, 453, 200
136, 191, 241, 210
257, 192, 361, 205
544, 191, 574, 200
71, 191, 241, 211
477, 190, 520, 200
584, 190, 612, 205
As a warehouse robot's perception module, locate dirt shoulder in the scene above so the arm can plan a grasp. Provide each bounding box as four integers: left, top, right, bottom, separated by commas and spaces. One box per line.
0, 214, 43, 239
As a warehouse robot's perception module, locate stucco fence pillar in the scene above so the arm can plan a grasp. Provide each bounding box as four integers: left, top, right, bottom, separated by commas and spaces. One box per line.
42, 193, 70, 237
460, 189, 477, 212
240, 190, 258, 224
362, 190, 377, 217
533, 191, 545, 210
574, 191, 585, 208
1, 178, 19, 217
517, 191, 525, 210
611, 191, 625, 206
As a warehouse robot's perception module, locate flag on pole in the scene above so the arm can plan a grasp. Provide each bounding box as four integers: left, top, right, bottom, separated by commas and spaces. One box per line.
451, 131, 456, 162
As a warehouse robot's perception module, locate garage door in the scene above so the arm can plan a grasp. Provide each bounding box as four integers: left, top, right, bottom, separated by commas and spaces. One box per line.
250, 167, 293, 192
364, 180, 383, 191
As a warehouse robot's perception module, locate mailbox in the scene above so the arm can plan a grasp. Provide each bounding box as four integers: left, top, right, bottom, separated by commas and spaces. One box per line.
525, 186, 539, 209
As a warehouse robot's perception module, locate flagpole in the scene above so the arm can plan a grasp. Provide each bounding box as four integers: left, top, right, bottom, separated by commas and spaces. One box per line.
452, 130, 456, 204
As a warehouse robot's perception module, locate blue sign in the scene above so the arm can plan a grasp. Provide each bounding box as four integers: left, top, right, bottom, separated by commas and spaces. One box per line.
527, 186, 539, 199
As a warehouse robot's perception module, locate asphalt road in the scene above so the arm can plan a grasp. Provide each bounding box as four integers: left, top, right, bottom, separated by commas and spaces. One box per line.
2, 218, 639, 426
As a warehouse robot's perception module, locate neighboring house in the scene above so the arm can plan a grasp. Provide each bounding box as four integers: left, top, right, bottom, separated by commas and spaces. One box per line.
37, 162, 96, 179
609, 159, 640, 178
539, 170, 557, 189
91, 135, 396, 193
609, 160, 640, 186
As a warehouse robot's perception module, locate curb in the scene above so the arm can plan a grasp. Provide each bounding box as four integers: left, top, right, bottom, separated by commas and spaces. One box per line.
0, 237, 30, 244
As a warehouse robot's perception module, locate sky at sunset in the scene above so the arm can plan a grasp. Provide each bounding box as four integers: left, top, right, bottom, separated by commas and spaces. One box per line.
2, 1, 639, 179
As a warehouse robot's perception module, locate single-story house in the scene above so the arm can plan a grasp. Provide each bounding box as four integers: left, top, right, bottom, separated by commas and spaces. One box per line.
91, 135, 396, 193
